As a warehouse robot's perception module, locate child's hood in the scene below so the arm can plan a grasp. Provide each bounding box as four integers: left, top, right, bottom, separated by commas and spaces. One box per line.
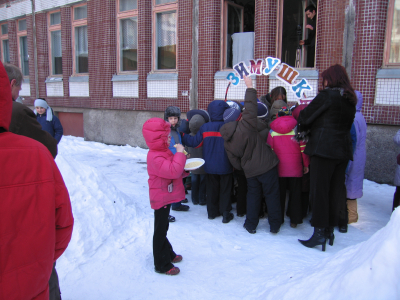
189, 114, 206, 135
207, 100, 230, 122
270, 115, 297, 134
142, 118, 171, 151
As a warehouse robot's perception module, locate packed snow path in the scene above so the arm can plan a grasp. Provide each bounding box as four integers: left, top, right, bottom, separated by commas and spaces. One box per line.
56, 136, 399, 300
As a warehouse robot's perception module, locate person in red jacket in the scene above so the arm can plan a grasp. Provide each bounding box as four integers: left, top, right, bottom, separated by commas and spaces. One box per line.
142, 117, 189, 275
0, 61, 74, 300
267, 107, 310, 228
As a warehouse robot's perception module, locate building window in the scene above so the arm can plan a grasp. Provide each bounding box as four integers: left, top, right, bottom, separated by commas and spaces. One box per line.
385, 0, 400, 65
72, 4, 88, 74
48, 11, 62, 75
117, 0, 138, 72
17, 19, 29, 76
278, 0, 317, 68
153, 0, 177, 70
222, 0, 254, 69
0, 23, 9, 63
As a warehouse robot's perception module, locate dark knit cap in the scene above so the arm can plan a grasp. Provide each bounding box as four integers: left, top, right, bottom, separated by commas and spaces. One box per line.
257, 102, 268, 118
277, 106, 291, 117
223, 108, 242, 123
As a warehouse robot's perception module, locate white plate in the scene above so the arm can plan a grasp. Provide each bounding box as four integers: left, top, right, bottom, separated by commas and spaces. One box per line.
184, 158, 205, 171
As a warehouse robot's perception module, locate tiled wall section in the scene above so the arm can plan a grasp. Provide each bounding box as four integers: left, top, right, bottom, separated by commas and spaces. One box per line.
147, 80, 178, 98
269, 79, 318, 104
20, 82, 31, 96
69, 82, 89, 97
46, 81, 64, 97
315, 0, 347, 88
254, 0, 278, 98
375, 78, 400, 105
351, 0, 400, 125
113, 81, 139, 98
214, 79, 255, 100
198, 0, 221, 110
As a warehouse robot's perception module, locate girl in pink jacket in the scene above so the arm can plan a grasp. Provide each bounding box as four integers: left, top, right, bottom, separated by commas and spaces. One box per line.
267, 107, 310, 228
142, 118, 188, 275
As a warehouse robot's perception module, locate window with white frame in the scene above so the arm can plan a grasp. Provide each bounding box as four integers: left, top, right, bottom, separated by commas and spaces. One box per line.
117, 0, 138, 72
49, 11, 62, 75
72, 4, 88, 74
0, 23, 9, 63
385, 0, 400, 65
221, 0, 254, 69
153, 0, 177, 70
17, 19, 29, 76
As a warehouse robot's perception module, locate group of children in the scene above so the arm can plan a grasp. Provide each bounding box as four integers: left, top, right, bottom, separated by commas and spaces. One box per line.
142, 75, 311, 275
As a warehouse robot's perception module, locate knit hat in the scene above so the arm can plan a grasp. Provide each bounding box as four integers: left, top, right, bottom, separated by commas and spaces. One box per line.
223, 108, 242, 123
226, 101, 241, 111
34, 98, 53, 121
257, 102, 268, 119
277, 106, 291, 117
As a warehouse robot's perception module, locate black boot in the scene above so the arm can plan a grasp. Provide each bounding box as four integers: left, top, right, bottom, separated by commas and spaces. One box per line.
325, 226, 334, 246
298, 227, 327, 251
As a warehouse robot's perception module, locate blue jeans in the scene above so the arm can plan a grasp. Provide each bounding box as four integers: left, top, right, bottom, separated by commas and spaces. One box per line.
191, 174, 206, 204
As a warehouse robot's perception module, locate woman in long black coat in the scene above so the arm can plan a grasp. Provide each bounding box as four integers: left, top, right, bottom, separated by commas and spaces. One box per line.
296, 64, 357, 251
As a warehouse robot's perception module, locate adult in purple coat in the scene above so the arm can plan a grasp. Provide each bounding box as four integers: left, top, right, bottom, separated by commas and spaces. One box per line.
345, 90, 367, 223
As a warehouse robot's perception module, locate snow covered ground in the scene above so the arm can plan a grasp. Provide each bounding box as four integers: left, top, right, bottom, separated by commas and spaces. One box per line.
56, 136, 399, 300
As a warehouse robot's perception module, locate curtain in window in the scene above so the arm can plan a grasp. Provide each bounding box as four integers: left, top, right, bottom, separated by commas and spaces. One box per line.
157, 11, 176, 69
51, 30, 62, 74
75, 26, 88, 73
3, 40, 9, 63
121, 18, 138, 71
20, 36, 29, 76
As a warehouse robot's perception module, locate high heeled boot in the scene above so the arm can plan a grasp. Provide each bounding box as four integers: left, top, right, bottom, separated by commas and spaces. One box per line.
325, 226, 334, 246
298, 227, 327, 251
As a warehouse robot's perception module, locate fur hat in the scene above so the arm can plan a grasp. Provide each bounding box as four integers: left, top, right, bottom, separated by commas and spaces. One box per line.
223, 108, 242, 123
257, 102, 268, 119
164, 106, 181, 121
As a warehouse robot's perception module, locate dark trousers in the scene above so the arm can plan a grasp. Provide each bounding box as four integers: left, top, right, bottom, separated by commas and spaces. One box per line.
301, 171, 311, 218
206, 173, 233, 218
235, 171, 248, 215
191, 173, 206, 204
153, 205, 176, 273
49, 262, 61, 300
393, 186, 400, 211
245, 167, 282, 230
279, 177, 303, 224
310, 156, 348, 228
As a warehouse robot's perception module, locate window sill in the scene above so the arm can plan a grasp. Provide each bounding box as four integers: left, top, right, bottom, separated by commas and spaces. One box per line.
45, 77, 63, 83
147, 73, 178, 81
376, 68, 400, 79
112, 74, 138, 82
69, 75, 89, 82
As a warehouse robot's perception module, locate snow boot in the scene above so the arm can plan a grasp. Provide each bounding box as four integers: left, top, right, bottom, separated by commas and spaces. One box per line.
222, 212, 234, 224
172, 255, 182, 263
347, 199, 358, 223
168, 215, 175, 222
298, 227, 327, 251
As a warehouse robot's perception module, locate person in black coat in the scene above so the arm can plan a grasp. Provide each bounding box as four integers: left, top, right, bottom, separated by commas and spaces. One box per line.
296, 64, 357, 251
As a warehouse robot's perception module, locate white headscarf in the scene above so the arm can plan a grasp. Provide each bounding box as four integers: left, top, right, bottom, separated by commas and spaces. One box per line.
34, 99, 53, 121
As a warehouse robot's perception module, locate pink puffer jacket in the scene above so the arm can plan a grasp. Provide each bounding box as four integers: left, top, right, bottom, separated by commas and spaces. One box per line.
267, 116, 309, 178
142, 118, 188, 210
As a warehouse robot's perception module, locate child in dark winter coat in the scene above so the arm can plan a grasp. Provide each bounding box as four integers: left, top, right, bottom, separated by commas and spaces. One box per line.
220, 75, 282, 234
164, 106, 190, 213
186, 110, 209, 205
267, 107, 310, 228
142, 117, 188, 276
34, 98, 63, 144
182, 101, 234, 223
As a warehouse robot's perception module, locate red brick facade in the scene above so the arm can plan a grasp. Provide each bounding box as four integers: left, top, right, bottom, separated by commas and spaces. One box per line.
1, 0, 399, 125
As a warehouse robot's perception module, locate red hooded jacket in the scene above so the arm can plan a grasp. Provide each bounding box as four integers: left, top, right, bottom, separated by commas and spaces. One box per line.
142, 118, 188, 210
0, 61, 74, 300
267, 116, 309, 178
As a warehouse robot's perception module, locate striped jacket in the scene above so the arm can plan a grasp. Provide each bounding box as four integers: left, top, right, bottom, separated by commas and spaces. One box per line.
267, 116, 309, 177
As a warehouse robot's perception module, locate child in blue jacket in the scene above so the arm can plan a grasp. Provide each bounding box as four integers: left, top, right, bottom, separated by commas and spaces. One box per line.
34, 98, 63, 144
